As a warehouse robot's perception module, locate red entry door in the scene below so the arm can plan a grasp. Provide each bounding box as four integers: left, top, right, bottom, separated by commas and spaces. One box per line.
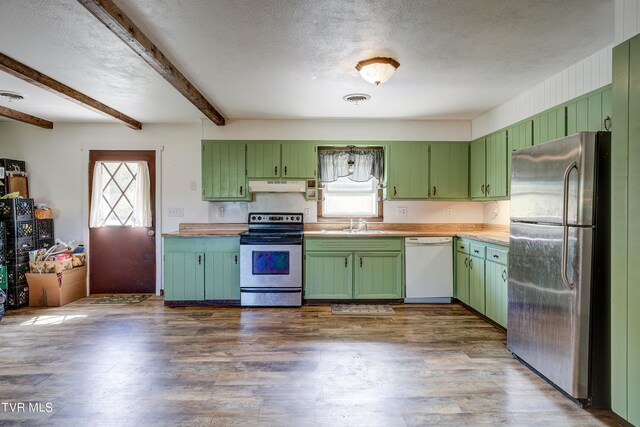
89, 150, 156, 293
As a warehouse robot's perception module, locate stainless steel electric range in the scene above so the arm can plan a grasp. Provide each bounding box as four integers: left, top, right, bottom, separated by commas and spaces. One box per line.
239, 213, 303, 307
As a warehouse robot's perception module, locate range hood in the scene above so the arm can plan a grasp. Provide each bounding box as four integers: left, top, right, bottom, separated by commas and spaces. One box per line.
248, 180, 305, 193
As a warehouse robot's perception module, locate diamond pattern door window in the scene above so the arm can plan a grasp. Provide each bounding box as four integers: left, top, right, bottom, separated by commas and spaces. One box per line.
98, 162, 139, 226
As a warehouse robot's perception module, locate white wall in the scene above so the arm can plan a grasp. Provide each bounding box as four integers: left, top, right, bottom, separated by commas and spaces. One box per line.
0, 122, 207, 242
616, 0, 640, 43
473, 0, 640, 140
482, 200, 510, 226
202, 119, 470, 141
472, 46, 613, 139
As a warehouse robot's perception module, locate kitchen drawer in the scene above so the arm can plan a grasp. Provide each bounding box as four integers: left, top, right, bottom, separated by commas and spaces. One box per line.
487, 247, 508, 265
304, 237, 403, 252
470, 244, 486, 259
456, 240, 470, 254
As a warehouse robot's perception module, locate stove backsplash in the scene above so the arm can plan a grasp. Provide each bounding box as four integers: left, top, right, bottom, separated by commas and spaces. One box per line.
207, 193, 496, 224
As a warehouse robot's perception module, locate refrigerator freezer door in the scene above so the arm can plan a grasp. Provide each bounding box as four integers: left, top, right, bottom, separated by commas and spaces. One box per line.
507, 222, 594, 400
510, 132, 600, 226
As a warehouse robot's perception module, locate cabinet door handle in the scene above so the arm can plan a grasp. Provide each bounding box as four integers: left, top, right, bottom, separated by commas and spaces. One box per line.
240, 185, 243, 195
474, 249, 479, 254
235, 255, 238, 265
433, 186, 437, 196
464, 257, 468, 267
481, 184, 485, 195
604, 115, 611, 131
284, 166, 287, 176
469, 258, 473, 269
275, 166, 278, 175
360, 258, 363, 268
502, 269, 507, 281
459, 245, 465, 250
345, 257, 348, 268
198, 255, 202, 265
493, 254, 499, 259
393, 186, 397, 196
486, 184, 490, 195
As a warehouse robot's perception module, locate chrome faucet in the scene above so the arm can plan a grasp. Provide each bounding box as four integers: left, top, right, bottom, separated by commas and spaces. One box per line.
349, 218, 355, 231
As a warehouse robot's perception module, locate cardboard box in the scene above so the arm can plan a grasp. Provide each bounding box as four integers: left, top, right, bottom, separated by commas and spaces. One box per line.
26, 266, 87, 307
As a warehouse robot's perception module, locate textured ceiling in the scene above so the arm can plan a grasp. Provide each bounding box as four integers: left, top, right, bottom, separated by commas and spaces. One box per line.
0, 0, 614, 124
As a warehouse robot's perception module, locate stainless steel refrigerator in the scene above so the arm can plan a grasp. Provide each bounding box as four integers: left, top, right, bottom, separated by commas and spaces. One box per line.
508, 131, 610, 407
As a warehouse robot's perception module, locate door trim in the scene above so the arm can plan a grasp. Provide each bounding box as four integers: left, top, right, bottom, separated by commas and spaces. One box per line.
81, 147, 164, 295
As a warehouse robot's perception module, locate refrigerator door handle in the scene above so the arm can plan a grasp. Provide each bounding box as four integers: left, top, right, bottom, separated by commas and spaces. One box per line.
561, 161, 578, 290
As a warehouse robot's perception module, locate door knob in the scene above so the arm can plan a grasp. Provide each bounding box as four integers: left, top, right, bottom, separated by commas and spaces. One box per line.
148, 230, 155, 236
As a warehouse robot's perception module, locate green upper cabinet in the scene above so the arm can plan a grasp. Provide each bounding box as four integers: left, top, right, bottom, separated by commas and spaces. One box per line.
429, 142, 469, 199
388, 142, 430, 199
533, 107, 566, 145
471, 132, 507, 200
246, 141, 281, 178
470, 138, 486, 198
247, 141, 317, 179
485, 131, 508, 198
507, 120, 533, 194
566, 87, 613, 135
202, 140, 248, 200
281, 142, 316, 178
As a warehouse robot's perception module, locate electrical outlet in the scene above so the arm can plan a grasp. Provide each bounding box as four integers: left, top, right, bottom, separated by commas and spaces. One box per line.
397, 207, 407, 216
304, 208, 311, 217
167, 207, 184, 217
446, 208, 453, 217
217, 207, 224, 217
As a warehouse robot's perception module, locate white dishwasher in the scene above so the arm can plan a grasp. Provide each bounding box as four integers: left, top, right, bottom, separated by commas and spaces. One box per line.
404, 237, 453, 303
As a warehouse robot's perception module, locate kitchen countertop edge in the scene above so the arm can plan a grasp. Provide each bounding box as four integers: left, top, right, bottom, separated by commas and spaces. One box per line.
163, 229, 509, 246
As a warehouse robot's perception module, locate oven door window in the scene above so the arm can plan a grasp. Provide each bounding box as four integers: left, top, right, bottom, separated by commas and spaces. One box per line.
252, 251, 290, 275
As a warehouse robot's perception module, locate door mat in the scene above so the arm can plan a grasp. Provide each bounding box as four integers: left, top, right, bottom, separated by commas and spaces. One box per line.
331, 304, 395, 316
91, 295, 152, 304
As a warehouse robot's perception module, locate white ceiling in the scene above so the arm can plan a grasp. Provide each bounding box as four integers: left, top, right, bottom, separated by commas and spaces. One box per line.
0, 0, 614, 125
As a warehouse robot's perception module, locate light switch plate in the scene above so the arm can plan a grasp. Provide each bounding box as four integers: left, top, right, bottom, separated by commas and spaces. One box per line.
446, 208, 453, 217
217, 207, 224, 217
168, 207, 184, 217
397, 207, 407, 216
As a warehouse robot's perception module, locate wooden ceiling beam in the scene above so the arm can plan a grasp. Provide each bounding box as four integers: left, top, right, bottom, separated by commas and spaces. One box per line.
0, 52, 142, 130
0, 105, 53, 129
78, 0, 226, 126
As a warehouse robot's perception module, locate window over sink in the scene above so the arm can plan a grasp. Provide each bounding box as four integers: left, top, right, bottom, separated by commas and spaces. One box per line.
322, 176, 379, 217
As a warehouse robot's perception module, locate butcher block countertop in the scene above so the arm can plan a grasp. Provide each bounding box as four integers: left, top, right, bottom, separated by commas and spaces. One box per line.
163, 223, 510, 246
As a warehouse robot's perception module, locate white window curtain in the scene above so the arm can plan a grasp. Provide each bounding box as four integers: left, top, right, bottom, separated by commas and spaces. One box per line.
89, 161, 152, 228
318, 149, 384, 183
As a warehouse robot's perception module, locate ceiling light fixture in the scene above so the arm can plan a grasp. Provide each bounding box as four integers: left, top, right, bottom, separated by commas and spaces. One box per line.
343, 93, 371, 105
355, 57, 400, 85
0, 90, 25, 102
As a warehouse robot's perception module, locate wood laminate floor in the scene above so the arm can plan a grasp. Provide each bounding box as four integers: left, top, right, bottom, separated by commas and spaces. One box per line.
0, 297, 627, 426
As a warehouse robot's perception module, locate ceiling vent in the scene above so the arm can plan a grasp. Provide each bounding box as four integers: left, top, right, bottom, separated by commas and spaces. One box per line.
0, 90, 25, 102
343, 93, 371, 105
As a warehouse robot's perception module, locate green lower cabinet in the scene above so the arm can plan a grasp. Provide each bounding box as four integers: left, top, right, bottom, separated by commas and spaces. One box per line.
163, 237, 240, 303
204, 252, 240, 300
468, 255, 485, 314
304, 237, 404, 300
455, 251, 470, 305
304, 252, 353, 299
164, 252, 205, 301
354, 252, 403, 299
485, 261, 508, 328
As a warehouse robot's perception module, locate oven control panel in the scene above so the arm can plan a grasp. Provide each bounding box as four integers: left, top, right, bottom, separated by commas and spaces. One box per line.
248, 213, 303, 224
